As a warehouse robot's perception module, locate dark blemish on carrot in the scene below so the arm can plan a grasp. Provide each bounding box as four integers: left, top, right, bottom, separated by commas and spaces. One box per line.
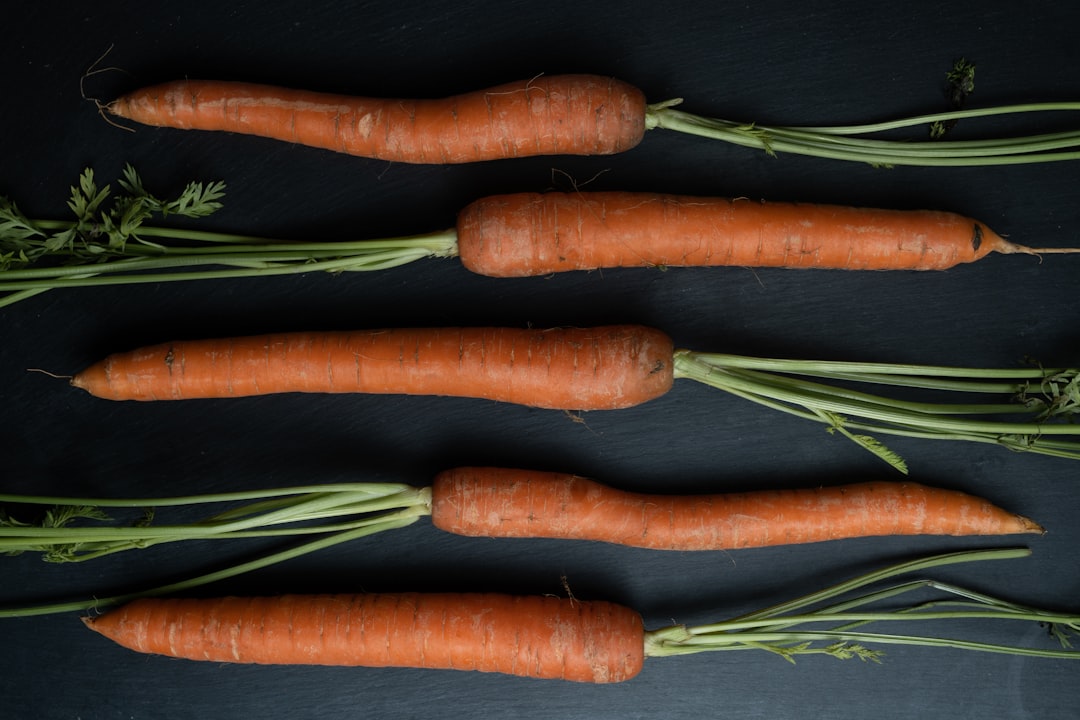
650, 360, 666, 375
164, 347, 175, 374
972, 224, 983, 252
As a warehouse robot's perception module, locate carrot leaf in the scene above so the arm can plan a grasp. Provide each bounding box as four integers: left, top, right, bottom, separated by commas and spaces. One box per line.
816, 410, 909, 474
0, 166, 459, 309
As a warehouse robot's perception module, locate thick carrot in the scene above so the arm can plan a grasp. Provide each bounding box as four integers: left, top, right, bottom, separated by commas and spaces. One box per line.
69, 325, 674, 409
107, 75, 646, 164
430, 467, 1043, 549
82, 592, 645, 682
79, 551, 1080, 681
455, 191, 1061, 275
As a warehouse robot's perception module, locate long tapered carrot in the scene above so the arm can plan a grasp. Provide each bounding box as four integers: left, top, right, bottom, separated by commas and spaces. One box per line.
67, 325, 669, 408
69, 325, 675, 408
104, 75, 1080, 166
0, 469, 1041, 570
429, 467, 1043, 549
80, 551, 1080, 682
81, 592, 646, 682
69, 324, 1080, 467
107, 76, 647, 164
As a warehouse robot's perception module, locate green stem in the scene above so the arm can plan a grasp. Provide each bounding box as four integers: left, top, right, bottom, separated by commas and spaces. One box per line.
0, 484, 431, 561
644, 548, 1080, 662
0, 514, 422, 618
647, 101, 1080, 166
671, 351, 1080, 467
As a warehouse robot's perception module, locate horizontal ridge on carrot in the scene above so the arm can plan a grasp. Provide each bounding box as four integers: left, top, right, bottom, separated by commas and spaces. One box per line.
104, 74, 1080, 166
70, 324, 1080, 468
80, 550, 1080, 682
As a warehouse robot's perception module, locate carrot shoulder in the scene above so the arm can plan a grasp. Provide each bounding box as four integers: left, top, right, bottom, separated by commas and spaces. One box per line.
70, 325, 675, 409
430, 467, 1043, 549
83, 592, 645, 683
456, 192, 1019, 275
107, 75, 647, 164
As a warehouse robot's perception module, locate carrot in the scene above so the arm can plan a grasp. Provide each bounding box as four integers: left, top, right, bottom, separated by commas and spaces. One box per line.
82, 592, 645, 682
8, 175, 1080, 311
429, 467, 1043, 549
79, 550, 1080, 681
454, 191, 1074, 275
104, 75, 1080, 166
69, 324, 675, 409
69, 324, 1080, 468
107, 76, 647, 164
0, 469, 1041, 571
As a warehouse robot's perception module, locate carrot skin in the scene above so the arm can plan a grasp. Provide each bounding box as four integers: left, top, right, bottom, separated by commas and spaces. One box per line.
430, 467, 1044, 550
70, 325, 675, 409
456, 192, 1009, 275
107, 76, 647, 164
83, 593, 645, 683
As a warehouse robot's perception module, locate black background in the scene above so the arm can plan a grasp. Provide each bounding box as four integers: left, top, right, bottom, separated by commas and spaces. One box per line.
2, 2, 1078, 718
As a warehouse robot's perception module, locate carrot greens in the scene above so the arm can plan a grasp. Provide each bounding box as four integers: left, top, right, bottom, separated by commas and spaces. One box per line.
644, 548, 1080, 662
672, 351, 1080, 472
0, 165, 457, 308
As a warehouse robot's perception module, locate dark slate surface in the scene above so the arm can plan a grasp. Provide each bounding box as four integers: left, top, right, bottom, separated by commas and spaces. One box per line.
2, 3, 1078, 718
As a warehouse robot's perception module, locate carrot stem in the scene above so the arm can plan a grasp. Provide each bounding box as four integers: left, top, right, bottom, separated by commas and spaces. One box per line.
0, 516, 421, 618
645, 547, 1080, 662
673, 351, 1080, 470
0, 484, 431, 562
647, 101, 1080, 165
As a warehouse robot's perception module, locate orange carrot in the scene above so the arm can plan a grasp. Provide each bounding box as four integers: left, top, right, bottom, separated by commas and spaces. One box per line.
83, 592, 645, 683
430, 467, 1043, 549
104, 75, 1080, 167
10, 178, 1079, 312
69, 324, 1080, 466
69, 325, 674, 408
107, 75, 646, 164
454, 191, 1062, 274
0, 468, 1042, 571
79, 552, 1080, 681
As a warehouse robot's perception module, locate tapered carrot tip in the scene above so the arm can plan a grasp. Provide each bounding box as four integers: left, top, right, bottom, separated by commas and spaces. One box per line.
1015, 514, 1046, 534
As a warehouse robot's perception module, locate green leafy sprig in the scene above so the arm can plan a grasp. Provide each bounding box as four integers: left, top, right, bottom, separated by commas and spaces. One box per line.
0, 165, 458, 308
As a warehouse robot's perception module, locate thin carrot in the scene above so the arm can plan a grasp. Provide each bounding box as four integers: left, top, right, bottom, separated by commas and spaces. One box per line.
105, 74, 1080, 166
69, 324, 1080, 468
429, 467, 1043, 549
0, 469, 1041, 568
107, 76, 647, 164
68, 325, 675, 409
80, 550, 1080, 682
